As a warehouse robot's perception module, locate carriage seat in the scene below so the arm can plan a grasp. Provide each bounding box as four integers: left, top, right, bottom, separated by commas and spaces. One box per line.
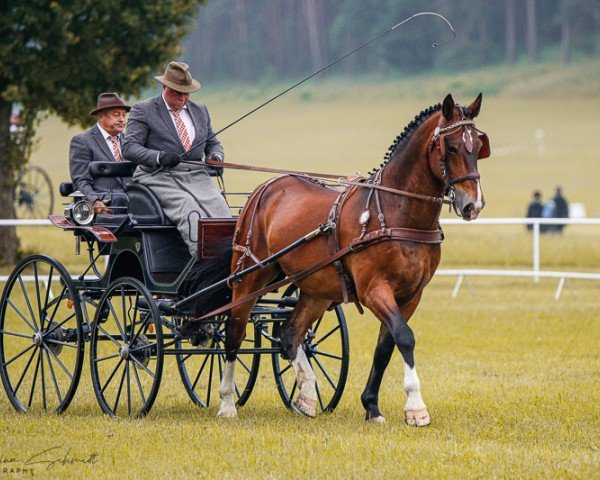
59, 161, 173, 228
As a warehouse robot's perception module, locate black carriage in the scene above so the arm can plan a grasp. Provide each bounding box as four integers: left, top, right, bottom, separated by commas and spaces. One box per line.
0, 162, 349, 417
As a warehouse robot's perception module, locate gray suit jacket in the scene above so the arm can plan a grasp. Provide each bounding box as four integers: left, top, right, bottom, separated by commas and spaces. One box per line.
122, 95, 224, 169
69, 125, 130, 202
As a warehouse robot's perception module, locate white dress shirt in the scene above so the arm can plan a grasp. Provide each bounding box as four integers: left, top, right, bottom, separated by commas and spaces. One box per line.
161, 95, 196, 145
97, 123, 122, 160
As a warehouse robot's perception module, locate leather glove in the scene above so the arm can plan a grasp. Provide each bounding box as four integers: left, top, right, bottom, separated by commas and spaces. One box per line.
158, 152, 181, 168
205, 153, 223, 176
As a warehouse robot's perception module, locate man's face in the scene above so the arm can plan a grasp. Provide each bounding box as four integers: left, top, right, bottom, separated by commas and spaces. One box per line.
163, 86, 189, 112
97, 108, 128, 136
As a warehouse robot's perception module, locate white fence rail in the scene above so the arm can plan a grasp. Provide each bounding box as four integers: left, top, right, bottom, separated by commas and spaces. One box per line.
1, 217, 599, 299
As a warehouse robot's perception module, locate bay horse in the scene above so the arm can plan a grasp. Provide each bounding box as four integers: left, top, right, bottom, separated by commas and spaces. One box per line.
217, 93, 490, 423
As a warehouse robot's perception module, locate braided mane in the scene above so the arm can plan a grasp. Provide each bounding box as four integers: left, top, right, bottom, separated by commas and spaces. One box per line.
369, 103, 442, 176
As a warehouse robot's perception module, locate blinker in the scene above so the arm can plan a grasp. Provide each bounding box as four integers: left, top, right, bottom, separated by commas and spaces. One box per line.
477, 133, 491, 159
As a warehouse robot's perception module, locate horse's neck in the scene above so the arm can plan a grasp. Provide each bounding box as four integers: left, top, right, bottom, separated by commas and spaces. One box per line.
378, 129, 444, 230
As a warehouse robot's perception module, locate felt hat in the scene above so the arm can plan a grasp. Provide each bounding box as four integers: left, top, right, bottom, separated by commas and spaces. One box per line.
89, 92, 131, 115
154, 61, 201, 93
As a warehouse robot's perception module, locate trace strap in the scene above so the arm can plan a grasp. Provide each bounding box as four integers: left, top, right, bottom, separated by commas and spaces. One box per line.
193, 225, 443, 321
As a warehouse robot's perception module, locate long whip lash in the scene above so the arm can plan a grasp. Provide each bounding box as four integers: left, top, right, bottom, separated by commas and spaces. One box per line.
182, 12, 455, 159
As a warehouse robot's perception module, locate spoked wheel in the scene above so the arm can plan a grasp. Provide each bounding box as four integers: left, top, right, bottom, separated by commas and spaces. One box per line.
0, 255, 84, 413
175, 316, 261, 409
89, 277, 163, 418
13, 165, 54, 219
271, 285, 349, 414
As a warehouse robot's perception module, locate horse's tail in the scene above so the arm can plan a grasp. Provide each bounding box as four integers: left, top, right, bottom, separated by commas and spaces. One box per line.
177, 239, 233, 317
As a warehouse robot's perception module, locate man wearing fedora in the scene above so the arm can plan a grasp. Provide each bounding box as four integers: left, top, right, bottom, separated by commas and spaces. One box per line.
69, 92, 131, 214
123, 61, 230, 256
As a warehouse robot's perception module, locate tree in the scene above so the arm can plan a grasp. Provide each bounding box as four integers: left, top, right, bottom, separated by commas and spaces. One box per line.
506, 0, 517, 64
526, 0, 538, 62
0, 1, 205, 265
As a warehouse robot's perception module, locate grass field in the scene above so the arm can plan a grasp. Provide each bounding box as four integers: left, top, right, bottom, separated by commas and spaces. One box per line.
0, 281, 597, 479
1, 61, 599, 479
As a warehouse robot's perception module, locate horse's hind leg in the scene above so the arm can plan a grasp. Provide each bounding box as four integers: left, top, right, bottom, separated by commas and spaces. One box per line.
361, 286, 429, 426
280, 293, 330, 418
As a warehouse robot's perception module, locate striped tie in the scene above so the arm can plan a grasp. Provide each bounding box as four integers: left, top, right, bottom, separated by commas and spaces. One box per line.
109, 135, 122, 161
171, 109, 191, 152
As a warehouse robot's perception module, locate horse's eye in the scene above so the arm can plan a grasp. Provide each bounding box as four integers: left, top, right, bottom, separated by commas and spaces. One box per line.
447, 145, 459, 155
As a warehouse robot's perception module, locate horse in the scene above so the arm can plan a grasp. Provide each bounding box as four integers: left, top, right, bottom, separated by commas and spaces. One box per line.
210, 93, 490, 423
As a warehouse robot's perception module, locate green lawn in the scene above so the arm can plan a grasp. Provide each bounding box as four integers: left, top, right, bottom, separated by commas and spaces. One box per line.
0, 281, 597, 479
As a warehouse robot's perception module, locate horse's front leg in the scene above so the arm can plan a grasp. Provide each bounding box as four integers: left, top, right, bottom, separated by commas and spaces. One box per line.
280, 293, 330, 418
361, 285, 430, 426
217, 303, 254, 418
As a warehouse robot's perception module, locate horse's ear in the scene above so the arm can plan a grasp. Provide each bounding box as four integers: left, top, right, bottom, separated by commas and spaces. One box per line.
467, 93, 483, 118
442, 94, 455, 120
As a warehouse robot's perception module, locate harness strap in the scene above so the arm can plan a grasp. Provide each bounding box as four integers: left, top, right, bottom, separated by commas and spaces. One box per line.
194, 225, 443, 321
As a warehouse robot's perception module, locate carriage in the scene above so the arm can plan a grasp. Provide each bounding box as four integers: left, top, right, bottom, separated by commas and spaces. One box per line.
2, 93, 490, 425
0, 160, 349, 418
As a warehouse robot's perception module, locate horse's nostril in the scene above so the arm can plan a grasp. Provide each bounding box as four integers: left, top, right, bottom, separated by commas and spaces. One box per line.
462, 204, 474, 218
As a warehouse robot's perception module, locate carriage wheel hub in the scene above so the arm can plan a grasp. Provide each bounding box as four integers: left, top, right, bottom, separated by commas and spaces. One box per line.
33, 332, 43, 347
119, 344, 130, 359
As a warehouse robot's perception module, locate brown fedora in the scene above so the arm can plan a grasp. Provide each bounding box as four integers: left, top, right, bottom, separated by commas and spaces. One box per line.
89, 92, 131, 116
154, 61, 201, 94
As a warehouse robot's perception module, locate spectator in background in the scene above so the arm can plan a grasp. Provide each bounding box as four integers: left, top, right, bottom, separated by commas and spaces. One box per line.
526, 190, 543, 231
552, 186, 569, 233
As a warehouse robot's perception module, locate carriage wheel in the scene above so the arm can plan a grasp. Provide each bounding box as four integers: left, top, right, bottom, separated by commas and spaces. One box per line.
271, 285, 349, 414
89, 277, 163, 418
176, 316, 261, 409
0, 255, 84, 413
13, 165, 55, 219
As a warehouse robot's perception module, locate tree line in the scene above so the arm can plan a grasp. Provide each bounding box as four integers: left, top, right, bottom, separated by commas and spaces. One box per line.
183, 0, 600, 82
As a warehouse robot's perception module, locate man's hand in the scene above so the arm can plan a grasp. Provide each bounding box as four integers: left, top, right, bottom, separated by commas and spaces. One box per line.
93, 199, 112, 214
158, 152, 181, 168
207, 153, 223, 162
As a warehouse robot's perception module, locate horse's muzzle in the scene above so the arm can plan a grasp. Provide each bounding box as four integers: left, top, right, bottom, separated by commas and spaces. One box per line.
455, 190, 485, 221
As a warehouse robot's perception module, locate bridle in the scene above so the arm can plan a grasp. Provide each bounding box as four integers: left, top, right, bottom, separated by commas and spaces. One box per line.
430, 111, 490, 215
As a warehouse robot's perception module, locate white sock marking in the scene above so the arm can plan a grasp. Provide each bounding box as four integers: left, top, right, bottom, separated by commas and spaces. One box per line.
403, 362, 426, 411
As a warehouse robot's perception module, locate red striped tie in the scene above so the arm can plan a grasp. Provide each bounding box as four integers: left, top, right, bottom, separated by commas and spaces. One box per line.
171, 110, 191, 152
109, 135, 122, 161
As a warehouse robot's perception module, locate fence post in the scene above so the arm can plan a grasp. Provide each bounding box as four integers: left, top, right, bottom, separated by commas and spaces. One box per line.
533, 220, 540, 284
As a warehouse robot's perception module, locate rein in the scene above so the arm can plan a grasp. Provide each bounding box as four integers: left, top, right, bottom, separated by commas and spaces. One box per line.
202, 158, 451, 205
336, 178, 450, 205
202, 158, 344, 180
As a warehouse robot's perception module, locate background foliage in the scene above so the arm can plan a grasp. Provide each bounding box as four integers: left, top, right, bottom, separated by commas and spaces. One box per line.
183, 0, 600, 82
0, 0, 204, 264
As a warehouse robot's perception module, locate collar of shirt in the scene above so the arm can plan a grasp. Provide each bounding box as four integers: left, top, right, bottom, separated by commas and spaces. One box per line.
97, 123, 118, 141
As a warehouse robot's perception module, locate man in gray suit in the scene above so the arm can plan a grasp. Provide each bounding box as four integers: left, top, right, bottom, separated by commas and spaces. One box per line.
123, 61, 231, 255
69, 93, 131, 214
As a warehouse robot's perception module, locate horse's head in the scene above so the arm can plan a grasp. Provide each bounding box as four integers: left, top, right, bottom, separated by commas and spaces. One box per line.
429, 93, 491, 220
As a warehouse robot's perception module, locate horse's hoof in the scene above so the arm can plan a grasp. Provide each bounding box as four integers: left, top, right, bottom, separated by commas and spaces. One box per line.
366, 415, 386, 424
405, 408, 430, 427
217, 406, 238, 418
295, 395, 317, 417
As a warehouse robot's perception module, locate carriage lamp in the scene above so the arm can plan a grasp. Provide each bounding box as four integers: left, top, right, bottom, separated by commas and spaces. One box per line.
71, 200, 95, 226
